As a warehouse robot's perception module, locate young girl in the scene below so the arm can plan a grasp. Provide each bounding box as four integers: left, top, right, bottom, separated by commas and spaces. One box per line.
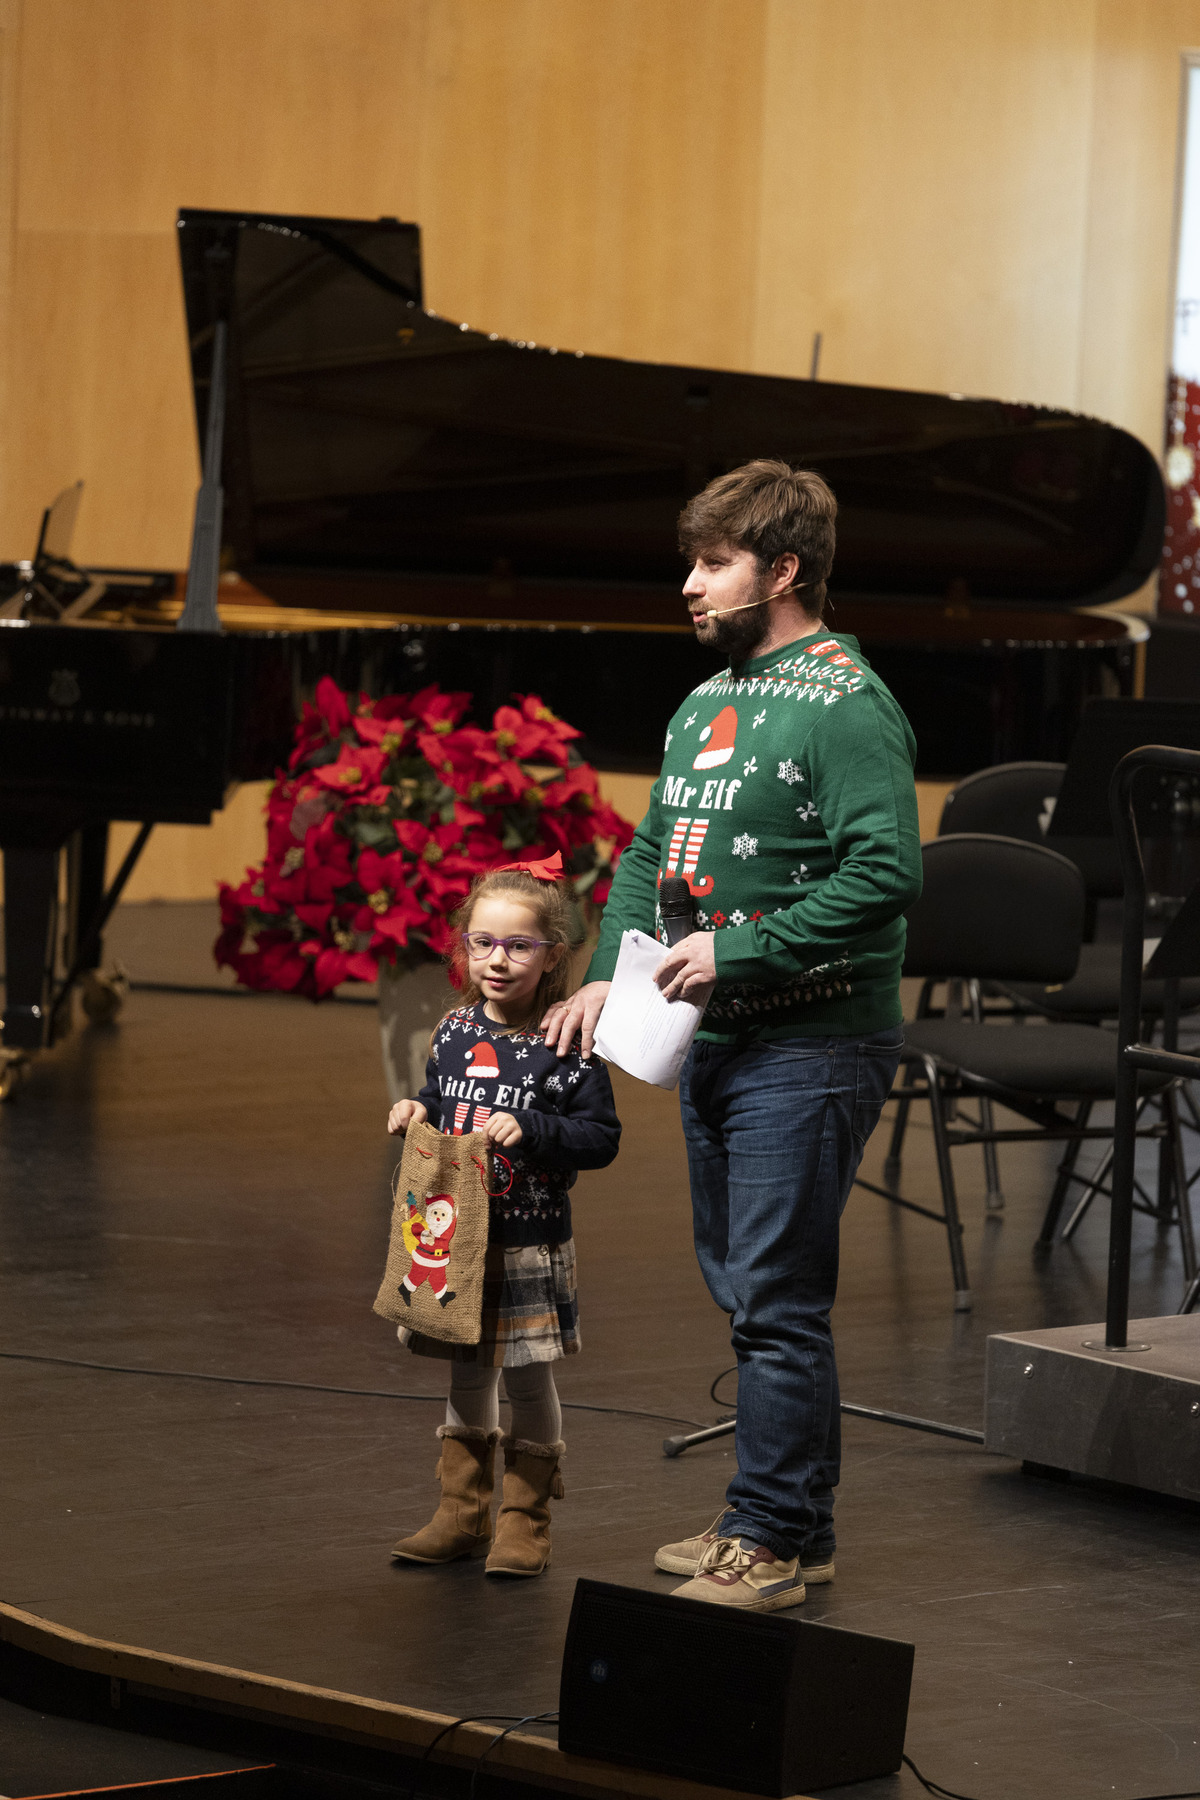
386, 858, 620, 1578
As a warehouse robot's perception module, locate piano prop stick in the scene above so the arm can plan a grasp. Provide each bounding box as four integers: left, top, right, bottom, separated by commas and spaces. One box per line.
178, 318, 226, 635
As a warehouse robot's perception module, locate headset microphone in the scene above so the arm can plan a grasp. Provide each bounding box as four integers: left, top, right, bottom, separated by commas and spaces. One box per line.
703, 580, 809, 618
659, 877, 696, 947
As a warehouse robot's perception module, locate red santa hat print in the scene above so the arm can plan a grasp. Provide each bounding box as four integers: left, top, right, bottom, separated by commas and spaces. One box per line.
464, 1042, 500, 1078
693, 705, 738, 771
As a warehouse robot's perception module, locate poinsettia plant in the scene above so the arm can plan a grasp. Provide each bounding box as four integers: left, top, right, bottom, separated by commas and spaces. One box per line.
215, 678, 634, 1000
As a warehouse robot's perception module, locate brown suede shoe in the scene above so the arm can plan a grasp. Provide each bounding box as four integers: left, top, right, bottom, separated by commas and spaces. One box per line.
484, 1436, 564, 1578
655, 1512, 835, 1584
391, 1425, 500, 1564
670, 1536, 806, 1612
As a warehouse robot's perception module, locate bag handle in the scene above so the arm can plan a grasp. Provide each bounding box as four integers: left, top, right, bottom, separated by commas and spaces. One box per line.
471, 1151, 513, 1198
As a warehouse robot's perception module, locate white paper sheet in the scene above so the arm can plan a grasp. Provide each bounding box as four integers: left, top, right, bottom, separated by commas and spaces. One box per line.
592, 929, 706, 1090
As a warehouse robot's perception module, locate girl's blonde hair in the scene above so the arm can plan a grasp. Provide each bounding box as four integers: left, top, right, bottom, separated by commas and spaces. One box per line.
445, 869, 582, 1026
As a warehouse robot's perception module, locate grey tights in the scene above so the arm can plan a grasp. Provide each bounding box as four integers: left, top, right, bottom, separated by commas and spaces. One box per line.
446, 1361, 563, 1446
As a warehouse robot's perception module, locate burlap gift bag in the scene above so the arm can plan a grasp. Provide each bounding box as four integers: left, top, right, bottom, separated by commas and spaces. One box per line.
372, 1120, 494, 1345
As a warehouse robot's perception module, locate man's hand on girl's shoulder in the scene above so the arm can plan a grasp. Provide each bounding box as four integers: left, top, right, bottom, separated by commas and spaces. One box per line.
541, 980, 612, 1060
387, 1099, 428, 1136
485, 1111, 524, 1148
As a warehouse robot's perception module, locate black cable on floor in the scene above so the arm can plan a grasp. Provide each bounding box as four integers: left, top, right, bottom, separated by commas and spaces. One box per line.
708, 1364, 986, 1445
903, 1753, 1200, 1800
468, 1712, 558, 1799
403, 1713, 531, 1800
0, 1349, 704, 1430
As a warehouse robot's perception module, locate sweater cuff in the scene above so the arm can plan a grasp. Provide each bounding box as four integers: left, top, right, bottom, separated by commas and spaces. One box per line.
712, 921, 767, 984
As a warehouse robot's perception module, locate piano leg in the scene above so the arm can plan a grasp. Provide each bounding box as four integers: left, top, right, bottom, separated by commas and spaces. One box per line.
2, 845, 59, 1052
65, 824, 129, 1024
66, 823, 109, 974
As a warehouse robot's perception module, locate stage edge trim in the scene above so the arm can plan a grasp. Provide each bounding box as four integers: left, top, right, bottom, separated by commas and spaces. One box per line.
0, 1600, 812, 1800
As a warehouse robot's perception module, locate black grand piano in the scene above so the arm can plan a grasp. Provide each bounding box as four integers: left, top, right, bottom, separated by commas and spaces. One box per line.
0, 206, 1164, 1077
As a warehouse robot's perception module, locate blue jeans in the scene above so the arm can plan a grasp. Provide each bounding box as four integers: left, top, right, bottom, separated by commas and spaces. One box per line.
678, 1028, 902, 1562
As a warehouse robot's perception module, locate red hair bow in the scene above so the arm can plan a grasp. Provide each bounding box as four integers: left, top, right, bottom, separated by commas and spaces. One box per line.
498, 850, 564, 882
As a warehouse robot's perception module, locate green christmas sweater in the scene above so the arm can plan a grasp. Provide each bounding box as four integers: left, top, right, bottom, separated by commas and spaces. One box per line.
586, 628, 922, 1041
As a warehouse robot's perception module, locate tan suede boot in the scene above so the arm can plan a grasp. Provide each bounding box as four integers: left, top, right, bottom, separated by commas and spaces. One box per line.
391, 1425, 501, 1564
484, 1436, 565, 1578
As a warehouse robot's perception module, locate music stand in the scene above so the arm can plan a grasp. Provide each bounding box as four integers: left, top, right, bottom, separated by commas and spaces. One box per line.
1047, 698, 1200, 839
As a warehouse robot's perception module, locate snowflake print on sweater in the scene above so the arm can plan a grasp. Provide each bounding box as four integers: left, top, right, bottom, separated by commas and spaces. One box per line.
586, 626, 921, 1042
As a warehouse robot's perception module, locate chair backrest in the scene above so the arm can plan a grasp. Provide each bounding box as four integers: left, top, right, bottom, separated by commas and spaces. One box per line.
938, 762, 1064, 841
905, 834, 1085, 983
939, 761, 1122, 898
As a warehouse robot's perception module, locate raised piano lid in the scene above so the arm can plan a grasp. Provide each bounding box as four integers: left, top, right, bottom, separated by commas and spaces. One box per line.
177, 207, 1165, 630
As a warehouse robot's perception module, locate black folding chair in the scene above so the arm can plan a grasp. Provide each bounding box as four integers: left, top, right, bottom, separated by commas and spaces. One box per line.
909, 765, 1200, 1228
860, 835, 1191, 1313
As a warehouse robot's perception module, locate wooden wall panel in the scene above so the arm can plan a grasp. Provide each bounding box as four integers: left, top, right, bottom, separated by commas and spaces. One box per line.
752, 0, 1099, 407
410, 0, 768, 368
1078, 2, 1200, 453
0, 0, 22, 540
2, 0, 767, 570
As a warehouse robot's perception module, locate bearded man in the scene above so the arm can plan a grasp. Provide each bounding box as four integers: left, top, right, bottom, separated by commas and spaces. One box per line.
542, 459, 922, 1612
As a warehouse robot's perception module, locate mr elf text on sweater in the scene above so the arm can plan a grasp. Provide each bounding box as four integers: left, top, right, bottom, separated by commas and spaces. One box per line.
587, 627, 921, 1041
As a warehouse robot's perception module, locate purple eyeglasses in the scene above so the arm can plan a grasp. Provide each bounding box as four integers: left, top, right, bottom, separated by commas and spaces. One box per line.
463, 931, 553, 964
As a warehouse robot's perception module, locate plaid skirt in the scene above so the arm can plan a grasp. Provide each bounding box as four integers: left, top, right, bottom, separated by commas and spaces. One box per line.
399, 1237, 580, 1368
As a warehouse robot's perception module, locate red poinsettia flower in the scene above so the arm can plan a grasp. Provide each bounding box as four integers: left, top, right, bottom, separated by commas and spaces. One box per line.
254, 935, 314, 992
491, 693, 582, 769
348, 848, 429, 950
353, 713, 410, 754
294, 902, 334, 932
315, 675, 351, 734
416, 723, 500, 796
423, 915, 457, 957
369, 694, 412, 724
311, 743, 388, 798
216, 677, 632, 1002
369, 891, 429, 953
406, 684, 472, 734
312, 945, 379, 997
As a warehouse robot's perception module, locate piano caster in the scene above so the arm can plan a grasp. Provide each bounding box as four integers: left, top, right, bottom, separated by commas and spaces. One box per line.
0, 1050, 28, 1102
80, 966, 129, 1027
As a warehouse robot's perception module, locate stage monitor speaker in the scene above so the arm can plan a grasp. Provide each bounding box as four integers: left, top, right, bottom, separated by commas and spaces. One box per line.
558, 1579, 913, 1796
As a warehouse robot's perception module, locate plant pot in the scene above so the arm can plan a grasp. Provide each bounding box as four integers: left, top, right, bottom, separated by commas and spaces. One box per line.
378, 957, 457, 1103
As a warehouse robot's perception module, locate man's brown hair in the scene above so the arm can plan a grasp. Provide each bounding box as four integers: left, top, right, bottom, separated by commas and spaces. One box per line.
678, 459, 837, 619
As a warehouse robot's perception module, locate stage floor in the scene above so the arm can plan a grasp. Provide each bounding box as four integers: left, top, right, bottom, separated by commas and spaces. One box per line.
2, 975, 1200, 1798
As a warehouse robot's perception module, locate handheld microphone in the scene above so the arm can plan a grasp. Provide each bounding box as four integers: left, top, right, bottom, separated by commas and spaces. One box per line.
659, 876, 696, 946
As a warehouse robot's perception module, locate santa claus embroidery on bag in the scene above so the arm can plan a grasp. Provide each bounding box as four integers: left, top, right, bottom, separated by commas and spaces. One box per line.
398, 1191, 458, 1308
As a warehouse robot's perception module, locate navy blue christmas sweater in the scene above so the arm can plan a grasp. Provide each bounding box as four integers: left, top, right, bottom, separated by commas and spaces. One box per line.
415, 1004, 621, 1248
